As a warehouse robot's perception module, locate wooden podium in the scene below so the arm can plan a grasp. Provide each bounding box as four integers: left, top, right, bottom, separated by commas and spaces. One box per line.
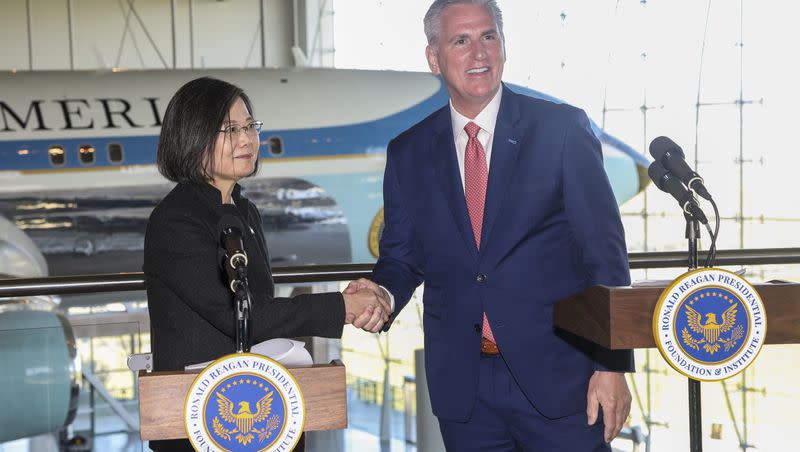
553, 282, 800, 350
138, 360, 347, 441
554, 281, 800, 452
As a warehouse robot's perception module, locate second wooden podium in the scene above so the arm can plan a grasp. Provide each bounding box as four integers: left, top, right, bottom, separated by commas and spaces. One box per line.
553, 282, 800, 349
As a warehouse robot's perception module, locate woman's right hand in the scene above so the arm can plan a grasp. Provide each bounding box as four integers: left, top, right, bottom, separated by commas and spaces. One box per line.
343, 288, 391, 332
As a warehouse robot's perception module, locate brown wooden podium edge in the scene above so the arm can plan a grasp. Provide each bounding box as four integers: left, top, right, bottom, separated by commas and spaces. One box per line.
552, 285, 613, 348
138, 360, 347, 441
554, 283, 800, 350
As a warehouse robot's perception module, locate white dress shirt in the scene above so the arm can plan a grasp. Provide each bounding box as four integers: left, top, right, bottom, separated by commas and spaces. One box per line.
380, 88, 504, 313
450, 88, 503, 191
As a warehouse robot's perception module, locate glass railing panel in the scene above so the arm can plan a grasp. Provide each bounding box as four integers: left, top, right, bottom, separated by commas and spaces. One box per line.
272, 281, 422, 450
66, 297, 149, 452
340, 282, 424, 445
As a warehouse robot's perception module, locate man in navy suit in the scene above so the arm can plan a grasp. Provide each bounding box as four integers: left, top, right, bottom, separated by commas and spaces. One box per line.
347, 1, 633, 449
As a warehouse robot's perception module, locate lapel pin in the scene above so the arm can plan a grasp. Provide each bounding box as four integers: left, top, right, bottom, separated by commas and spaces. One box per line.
508, 138, 518, 145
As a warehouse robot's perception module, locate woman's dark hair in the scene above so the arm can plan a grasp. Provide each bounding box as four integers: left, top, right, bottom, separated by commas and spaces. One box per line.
157, 77, 256, 184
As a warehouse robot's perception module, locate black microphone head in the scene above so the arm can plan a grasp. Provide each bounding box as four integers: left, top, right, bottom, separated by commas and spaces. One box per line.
648, 157, 709, 224
219, 214, 244, 242
218, 215, 244, 235
649, 136, 685, 161
647, 161, 670, 191
216, 205, 245, 235
216, 206, 247, 259
648, 161, 690, 202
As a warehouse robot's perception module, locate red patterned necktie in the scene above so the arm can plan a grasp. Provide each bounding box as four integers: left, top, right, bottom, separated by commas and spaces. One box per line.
464, 121, 495, 344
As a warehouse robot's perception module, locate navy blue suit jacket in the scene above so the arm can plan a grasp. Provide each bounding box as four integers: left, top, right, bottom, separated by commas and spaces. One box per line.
372, 85, 633, 422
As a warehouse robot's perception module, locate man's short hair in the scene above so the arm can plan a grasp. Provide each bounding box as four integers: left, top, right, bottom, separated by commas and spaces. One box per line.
157, 77, 256, 185
423, 0, 504, 46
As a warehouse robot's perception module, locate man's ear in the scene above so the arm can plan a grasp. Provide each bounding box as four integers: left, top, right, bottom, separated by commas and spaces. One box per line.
426, 45, 440, 75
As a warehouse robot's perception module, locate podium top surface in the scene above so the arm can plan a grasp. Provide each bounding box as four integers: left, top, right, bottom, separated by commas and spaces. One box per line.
554, 282, 800, 350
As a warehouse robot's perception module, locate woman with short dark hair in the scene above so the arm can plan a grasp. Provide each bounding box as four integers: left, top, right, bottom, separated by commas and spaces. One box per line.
144, 77, 387, 451
156, 77, 258, 186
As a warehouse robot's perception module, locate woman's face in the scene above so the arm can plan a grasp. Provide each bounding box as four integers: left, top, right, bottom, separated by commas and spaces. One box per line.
208, 97, 260, 192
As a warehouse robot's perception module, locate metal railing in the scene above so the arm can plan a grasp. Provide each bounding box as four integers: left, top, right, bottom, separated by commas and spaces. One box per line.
0, 263, 373, 297
1, 248, 799, 298
627, 247, 800, 269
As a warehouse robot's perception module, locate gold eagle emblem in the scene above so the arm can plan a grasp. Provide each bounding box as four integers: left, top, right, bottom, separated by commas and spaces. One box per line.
212, 390, 277, 445
682, 304, 744, 354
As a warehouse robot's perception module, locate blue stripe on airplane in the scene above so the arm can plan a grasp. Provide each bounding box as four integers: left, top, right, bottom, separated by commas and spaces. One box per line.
0, 80, 648, 171
0, 83, 450, 170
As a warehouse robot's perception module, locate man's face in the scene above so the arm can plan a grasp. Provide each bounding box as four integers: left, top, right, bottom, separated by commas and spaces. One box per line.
426, 3, 505, 118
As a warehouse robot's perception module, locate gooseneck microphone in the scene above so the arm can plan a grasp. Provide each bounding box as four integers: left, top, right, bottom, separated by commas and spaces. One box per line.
220, 218, 248, 292
648, 161, 709, 225
217, 207, 249, 292
649, 136, 712, 200
216, 205, 252, 353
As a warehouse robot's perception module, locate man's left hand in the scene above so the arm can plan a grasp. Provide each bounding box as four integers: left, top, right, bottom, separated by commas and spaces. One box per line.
586, 370, 631, 443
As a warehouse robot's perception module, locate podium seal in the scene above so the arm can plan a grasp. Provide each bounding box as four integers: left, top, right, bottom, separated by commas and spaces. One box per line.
184, 353, 305, 451
653, 268, 767, 381
368, 207, 384, 258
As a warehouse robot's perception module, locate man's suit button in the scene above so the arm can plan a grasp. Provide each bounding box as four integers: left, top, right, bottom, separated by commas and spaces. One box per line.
474, 323, 481, 332
476, 274, 487, 283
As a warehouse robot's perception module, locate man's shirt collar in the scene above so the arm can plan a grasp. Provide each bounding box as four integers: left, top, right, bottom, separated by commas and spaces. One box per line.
450, 87, 503, 142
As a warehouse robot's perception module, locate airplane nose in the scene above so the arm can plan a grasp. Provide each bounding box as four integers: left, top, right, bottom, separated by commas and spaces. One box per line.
598, 135, 652, 205
637, 163, 652, 193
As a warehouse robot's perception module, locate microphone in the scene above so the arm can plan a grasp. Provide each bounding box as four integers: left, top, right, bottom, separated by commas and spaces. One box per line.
217, 209, 248, 292
217, 206, 253, 353
648, 161, 709, 225
649, 136, 712, 200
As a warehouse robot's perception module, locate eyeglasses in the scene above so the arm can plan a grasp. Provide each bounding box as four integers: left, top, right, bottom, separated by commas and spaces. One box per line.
219, 120, 263, 139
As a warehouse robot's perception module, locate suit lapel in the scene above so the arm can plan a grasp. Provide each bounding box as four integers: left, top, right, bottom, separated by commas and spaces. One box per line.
431, 116, 479, 261
480, 86, 525, 253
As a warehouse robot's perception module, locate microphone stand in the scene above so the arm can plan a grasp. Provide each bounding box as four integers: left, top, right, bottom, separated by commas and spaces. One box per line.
232, 265, 252, 353
684, 209, 702, 452
685, 211, 700, 270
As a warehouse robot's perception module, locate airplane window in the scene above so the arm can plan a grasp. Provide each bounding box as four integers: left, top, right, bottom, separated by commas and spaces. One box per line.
79, 145, 95, 165
107, 143, 123, 163
268, 136, 283, 156
48, 146, 65, 166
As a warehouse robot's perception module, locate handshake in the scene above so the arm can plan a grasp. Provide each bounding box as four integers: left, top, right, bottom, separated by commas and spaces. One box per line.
341, 278, 392, 333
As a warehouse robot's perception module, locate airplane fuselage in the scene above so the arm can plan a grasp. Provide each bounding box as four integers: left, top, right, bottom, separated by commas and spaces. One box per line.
0, 68, 647, 276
